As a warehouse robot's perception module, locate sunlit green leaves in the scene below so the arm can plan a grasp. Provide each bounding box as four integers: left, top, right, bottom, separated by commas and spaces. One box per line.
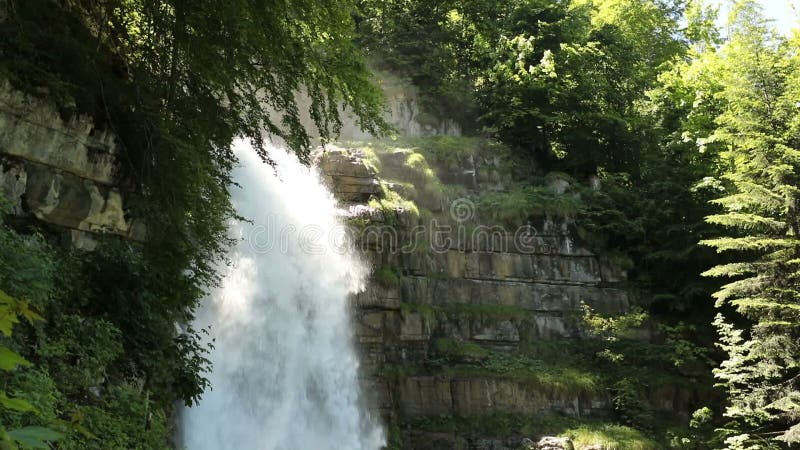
0, 393, 36, 414
0, 347, 30, 372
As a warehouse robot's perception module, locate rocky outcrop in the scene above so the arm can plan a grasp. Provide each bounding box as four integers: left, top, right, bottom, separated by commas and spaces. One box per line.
534, 437, 574, 450
314, 146, 381, 202
338, 72, 462, 140
0, 82, 139, 247
0, 86, 117, 184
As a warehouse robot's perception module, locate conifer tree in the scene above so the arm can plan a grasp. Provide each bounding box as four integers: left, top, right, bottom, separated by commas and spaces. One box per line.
701, 2, 800, 447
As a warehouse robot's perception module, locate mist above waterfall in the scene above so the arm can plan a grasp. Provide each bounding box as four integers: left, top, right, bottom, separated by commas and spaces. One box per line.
181, 139, 384, 450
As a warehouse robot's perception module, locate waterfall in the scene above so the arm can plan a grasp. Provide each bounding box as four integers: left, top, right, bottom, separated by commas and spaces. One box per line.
181, 139, 384, 450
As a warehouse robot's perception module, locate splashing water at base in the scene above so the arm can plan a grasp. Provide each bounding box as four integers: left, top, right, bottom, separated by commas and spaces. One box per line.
181, 139, 384, 450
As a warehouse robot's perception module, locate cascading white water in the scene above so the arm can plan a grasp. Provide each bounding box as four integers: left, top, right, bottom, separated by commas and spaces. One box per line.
181, 139, 384, 450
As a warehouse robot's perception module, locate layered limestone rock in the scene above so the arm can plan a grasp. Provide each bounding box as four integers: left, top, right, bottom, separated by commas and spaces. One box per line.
337, 72, 462, 140
0, 82, 118, 184
314, 140, 644, 449
0, 82, 140, 247
314, 145, 381, 202
393, 376, 609, 417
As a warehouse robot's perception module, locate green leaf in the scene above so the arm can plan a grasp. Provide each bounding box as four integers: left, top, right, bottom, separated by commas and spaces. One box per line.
0, 392, 37, 413
15, 300, 43, 324
0, 427, 20, 450
0, 346, 30, 371
0, 292, 21, 338
7, 426, 62, 449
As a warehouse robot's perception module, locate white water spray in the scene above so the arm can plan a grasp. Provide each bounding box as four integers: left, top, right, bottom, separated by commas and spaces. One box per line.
181, 139, 384, 450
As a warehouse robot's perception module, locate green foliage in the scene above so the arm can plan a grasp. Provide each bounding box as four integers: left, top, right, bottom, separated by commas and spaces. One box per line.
357, 0, 483, 127
563, 422, 660, 450
368, 136, 504, 176
368, 182, 420, 220
359, 2, 756, 447
351, 140, 451, 210
694, 3, 800, 446
400, 136, 486, 166
429, 343, 601, 396
0, 229, 54, 310
52, 240, 213, 408
37, 315, 123, 399
2, 0, 386, 155
0, 5, 388, 384
375, 364, 417, 382
475, 352, 600, 394
582, 305, 649, 344
610, 377, 656, 431
374, 265, 402, 288
433, 338, 490, 362
0, 291, 62, 450
476, 182, 583, 226
3, 1, 799, 449
0, 207, 180, 447
57, 385, 169, 450
581, 305, 715, 431
377, 336, 601, 396
399, 303, 438, 322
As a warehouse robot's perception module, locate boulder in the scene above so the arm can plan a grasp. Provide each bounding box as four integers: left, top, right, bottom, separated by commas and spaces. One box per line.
536, 436, 574, 450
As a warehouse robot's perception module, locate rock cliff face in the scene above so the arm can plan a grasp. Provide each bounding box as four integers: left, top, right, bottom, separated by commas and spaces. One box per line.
314, 140, 657, 449
318, 138, 701, 449
334, 71, 462, 142
0, 82, 140, 248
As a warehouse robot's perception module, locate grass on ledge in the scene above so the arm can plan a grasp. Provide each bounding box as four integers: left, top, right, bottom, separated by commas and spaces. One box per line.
563, 423, 660, 450
403, 413, 660, 449
434, 337, 491, 361
439, 357, 601, 395
376, 344, 601, 396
